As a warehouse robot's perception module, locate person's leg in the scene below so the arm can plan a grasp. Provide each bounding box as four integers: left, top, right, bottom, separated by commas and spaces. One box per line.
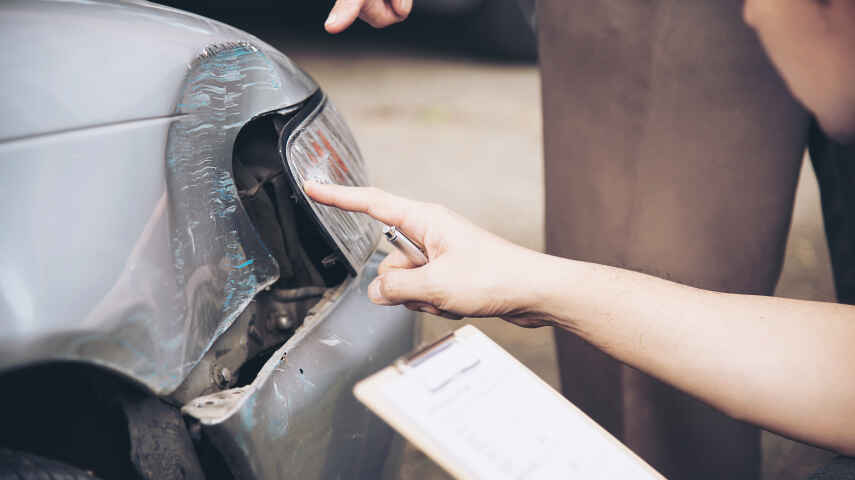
538, 1, 810, 478
809, 122, 855, 306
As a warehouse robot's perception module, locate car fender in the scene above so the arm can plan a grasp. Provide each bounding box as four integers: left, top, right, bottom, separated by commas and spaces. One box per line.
0, 0, 321, 394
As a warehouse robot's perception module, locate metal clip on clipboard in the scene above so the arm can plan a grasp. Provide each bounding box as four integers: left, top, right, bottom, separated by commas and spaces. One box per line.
394, 331, 481, 392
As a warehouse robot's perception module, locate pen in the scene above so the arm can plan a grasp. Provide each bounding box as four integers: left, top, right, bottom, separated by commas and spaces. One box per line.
383, 225, 428, 267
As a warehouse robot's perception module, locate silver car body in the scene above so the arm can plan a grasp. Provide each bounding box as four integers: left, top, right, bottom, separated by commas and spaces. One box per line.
0, 1, 415, 477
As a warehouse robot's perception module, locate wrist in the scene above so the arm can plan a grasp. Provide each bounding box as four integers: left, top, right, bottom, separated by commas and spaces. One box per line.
504, 250, 580, 328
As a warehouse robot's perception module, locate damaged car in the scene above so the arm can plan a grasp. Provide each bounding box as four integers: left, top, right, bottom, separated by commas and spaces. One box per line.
0, 1, 415, 479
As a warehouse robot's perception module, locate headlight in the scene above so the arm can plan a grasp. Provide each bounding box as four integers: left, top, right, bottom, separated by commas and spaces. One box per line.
281, 92, 382, 275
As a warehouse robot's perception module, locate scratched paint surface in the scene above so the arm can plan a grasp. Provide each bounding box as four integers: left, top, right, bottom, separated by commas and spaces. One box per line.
192, 255, 418, 479
164, 43, 294, 389
0, 3, 318, 396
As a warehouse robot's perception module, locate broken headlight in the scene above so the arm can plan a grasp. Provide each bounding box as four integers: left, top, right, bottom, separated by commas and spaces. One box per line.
280, 92, 381, 276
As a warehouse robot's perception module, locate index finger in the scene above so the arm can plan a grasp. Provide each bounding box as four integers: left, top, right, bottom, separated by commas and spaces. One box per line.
325, 0, 364, 34
304, 182, 428, 242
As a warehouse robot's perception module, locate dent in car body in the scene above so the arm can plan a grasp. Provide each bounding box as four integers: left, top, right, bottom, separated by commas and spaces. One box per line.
165, 42, 313, 392
0, 0, 319, 394
183, 255, 417, 479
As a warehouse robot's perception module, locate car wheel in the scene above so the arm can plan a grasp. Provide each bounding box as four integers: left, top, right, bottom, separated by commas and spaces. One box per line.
0, 449, 101, 480
468, 0, 537, 60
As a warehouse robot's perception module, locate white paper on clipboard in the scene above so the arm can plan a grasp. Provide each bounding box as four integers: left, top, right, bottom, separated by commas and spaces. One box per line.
354, 325, 665, 480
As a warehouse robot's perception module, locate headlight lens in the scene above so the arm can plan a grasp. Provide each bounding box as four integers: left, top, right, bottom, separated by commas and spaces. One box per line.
282, 93, 381, 275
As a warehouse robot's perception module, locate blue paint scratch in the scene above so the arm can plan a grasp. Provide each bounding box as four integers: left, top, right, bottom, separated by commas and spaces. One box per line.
235, 259, 254, 269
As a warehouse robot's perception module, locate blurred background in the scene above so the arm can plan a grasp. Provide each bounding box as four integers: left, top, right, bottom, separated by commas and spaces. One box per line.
159, 2, 837, 478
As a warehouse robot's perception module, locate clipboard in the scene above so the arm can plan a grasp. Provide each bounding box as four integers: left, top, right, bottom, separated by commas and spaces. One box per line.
354, 325, 666, 480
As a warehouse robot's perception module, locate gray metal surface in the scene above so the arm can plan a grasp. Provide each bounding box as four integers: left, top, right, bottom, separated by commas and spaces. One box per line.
0, 0, 321, 394
1, 2, 418, 476
0, 0, 316, 141
184, 256, 417, 480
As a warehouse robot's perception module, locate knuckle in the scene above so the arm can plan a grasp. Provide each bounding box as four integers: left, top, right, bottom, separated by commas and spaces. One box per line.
425, 203, 450, 218
379, 272, 403, 299
372, 19, 393, 28
377, 257, 405, 275
357, 14, 372, 25
359, 13, 385, 28
410, 202, 425, 215
378, 274, 394, 295
416, 202, 441, 220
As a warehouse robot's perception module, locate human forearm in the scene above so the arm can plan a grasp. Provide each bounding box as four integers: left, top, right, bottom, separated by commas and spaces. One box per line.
530, 254, 855, 454
305, 183, 855, 453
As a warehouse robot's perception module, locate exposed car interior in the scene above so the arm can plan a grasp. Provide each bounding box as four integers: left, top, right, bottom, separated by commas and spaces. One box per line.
233, 107, 351, 291
226, 100, 354, 384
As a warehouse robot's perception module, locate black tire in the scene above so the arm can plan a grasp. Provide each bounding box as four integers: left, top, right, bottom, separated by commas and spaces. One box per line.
467, 0, 537, 60
0, 449, 100, 480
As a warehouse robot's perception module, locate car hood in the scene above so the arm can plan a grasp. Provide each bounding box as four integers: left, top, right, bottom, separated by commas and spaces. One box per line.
0, 0, 317, 142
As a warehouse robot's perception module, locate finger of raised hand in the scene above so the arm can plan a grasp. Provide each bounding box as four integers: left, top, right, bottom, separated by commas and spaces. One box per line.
391, 0, 412, 18
359, 0, 410, 28
325, 0, 365, 33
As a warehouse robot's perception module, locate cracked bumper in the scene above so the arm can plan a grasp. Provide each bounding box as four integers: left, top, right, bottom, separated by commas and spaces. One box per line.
183, 258, 416, 479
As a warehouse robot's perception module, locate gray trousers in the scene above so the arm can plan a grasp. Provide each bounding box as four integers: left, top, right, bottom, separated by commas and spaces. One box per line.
537, 1, 810, 478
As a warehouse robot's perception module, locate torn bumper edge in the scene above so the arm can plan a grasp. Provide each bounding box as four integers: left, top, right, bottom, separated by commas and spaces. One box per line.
182, 253, 417, 479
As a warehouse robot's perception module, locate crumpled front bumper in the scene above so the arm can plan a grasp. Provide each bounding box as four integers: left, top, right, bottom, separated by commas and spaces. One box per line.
183, 256, 416, 479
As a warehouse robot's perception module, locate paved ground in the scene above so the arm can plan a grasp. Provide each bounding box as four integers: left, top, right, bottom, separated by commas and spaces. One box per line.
244, 20, 837, 480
